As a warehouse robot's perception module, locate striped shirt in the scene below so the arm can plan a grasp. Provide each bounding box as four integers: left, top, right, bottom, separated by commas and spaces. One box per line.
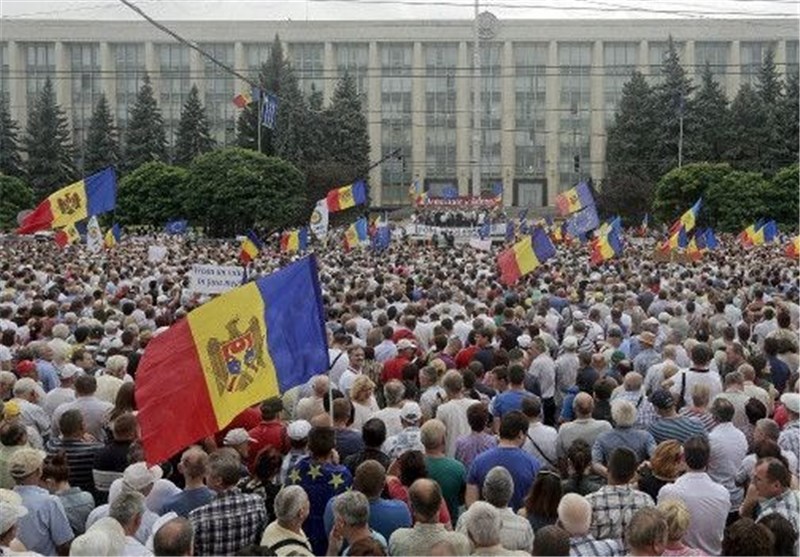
46, 438, 104, 493
648, 415, 707, 445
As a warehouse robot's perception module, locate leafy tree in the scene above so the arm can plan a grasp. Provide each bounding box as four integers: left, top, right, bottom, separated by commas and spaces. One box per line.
705, 170, 769, 232
652, 37, 694, 178
323, 72, 370, 177
273, 68, 310, 168
765, 164, 799, 230
685, 64, 730, 164
23, 77, 77, 194
125, 73, 168, 171
726, 84, 769, 172
778, 73, 800, 168
184, 147, 306, 237
595, 174, 655, 225
0, 98, 23, 178
305, 85, 326, 166
756, 48, 783, 106
652, 162, 732, 224
84, 94, 121, 175
755, 48, 786, 174
0, 174, 34, 230
236, 35, 288, 155
116, 162, 188, 226
174, 85, 216, 166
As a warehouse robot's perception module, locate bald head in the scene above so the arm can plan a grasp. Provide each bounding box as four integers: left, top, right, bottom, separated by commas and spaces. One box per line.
557, 493, 592, 536
312, 375, 330, 396
573, 392, 594, 418
179, 446, 209, 480
408, 478, 443, 523
153, 517, 193, 556
624, 372, 643, 391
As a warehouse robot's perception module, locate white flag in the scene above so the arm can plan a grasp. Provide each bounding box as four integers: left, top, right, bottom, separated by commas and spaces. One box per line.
86, 216, 103, 253
309, 198, 329, 239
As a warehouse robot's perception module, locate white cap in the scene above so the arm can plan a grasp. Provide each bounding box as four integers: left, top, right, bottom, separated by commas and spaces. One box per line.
516, 334, 533, 349
396, 339, 417, 351
400, 401, 422, 422
223, 428, 256, 446
287, 420, 312, 441
122, 462, 163, 492
60, 363, 82, 379
0, 490, 27, 535
781, 392, 800, 415
562, 336, 578, 350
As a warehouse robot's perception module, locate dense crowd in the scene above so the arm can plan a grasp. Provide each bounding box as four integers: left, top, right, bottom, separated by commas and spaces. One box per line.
0, 228, 798, 557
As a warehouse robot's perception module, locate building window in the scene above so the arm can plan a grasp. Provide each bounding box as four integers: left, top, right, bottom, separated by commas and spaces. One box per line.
113, 43, 145, 144
740, 42, 775, 88
558, 42, 592, 191
201, 43, 235, 146
335, 43, 369, 99
649, 41, 685, 84
380, 43, 413, 206
424, 43, 457, 180
604, 42, 638, 126
158, 44, 191, 145
786, 40, 799, 79
25, 43, 55, 107
695, 41, 730, 93
469, 42, 503, 189
515, 180, 547, 207
288, 43, 324, 97
514, 43, 547, 177
244, 43, 272, 80
0, 43, 9, 105
69, 43, 102, 168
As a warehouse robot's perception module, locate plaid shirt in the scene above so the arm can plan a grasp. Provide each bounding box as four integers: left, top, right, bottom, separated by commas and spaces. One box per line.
569, 535, 624, 556
612, 390, 656, 429
585, 485, 654, 541
189, 488, 267, 556
778, 420, 800, 460
756, 489, 800, 527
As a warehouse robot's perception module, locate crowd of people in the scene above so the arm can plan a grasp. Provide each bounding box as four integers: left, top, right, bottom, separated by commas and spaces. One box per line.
0, 227, 798, 557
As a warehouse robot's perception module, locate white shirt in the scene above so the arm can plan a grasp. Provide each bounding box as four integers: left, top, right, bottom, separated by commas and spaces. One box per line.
658, 472, 730, 556
669, 369, 722, 408
328, 349, 350, 387
42, 387, 75, 418
708, 422, 749, 508
737, 450, 799, 485
528, 353, 556, 398
374, 340, 397, 364
123, 535, 153, 556
370, 407, 403, 437
436, 398, 480, 458
338, 368, 361, 396
522, 422, 558, 470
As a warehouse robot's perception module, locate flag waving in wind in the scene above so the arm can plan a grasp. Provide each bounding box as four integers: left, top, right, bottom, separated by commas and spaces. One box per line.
343, 218, 369, 251
497, 228, 557, 285
555, 182, 594, 217
327, 180, 368, 213
239, 230, 263, 264
104, 224, 121, 249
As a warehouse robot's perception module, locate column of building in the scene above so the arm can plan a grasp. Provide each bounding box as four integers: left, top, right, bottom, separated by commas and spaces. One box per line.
589, 40, 605, 185
54, 42, 71, 127
367, 41, 382, 205
500, 40, 515, 205
411, 42, 426, 190
8, 41, 26, 128
456, 41, 471, 196
544, 40, 560, 205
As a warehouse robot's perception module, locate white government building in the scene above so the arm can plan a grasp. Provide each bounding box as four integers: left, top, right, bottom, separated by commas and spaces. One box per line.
1, 17, 797, 207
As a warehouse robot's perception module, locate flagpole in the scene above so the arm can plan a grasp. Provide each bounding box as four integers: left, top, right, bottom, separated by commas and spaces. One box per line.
257, 92, 263, 153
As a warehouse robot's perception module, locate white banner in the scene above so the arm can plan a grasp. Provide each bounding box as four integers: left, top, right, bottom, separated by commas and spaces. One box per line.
405, 223, 506, 238
310, 198, 329, 239
189, 264, 244, 295
86, 216, 103, 253
469, 238, 493, 251
147, 246, 168, 263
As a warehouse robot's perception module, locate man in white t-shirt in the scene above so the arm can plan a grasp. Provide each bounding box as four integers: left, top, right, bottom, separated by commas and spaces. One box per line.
436, 370, 479, 458
670, 343, 722, 408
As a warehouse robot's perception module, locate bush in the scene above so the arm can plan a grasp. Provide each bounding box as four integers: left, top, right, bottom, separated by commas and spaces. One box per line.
652, 163, 732, 225
705, 170, 770, 232
117, 162, 188, 227
765, 164, 799, 231
0, 174, 34, 231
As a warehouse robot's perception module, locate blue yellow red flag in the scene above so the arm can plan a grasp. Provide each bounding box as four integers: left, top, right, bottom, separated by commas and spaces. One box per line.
497, 228, 556, 285
239, 230, 263, 264
326, 180, 368, 212
555, 181, 594, 217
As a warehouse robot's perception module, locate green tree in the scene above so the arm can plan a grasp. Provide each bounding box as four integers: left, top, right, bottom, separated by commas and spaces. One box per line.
726, 84, 769, 172
765, 164, 799, 230
705, 170, 769, 232
236, 35, 288, 155
125, 73, 168, 171
685, 64, 730, 163
273, 68, 310, 168
653, 37, 694, 178
84, 94, 121, 174
116, 162, 188, 226
323, 72, 370, 176
0, 98, 24, 178
184, 147, 306, 237
305, 85, 326, 165
778, 73, 799, 168
23, 78, 77, 194
595, 174, 655, 225
755, 48, 786, 174
652, 162, 732, 224
0, 174, 34, 230
174, 85, 216, 166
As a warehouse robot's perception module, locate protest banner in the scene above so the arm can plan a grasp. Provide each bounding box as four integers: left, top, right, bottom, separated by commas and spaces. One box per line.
189, 264, 245, 294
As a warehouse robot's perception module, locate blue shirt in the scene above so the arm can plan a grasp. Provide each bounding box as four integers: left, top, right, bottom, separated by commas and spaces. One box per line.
36, 359, 60, 392
467, 446, 541, 510
14, 484, 74, 555
161, 486, 215, 517
491, 390, 533, 418
324, 497, 412, 542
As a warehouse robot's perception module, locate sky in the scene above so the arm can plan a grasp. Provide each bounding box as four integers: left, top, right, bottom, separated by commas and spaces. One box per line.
0, 0, 797, 21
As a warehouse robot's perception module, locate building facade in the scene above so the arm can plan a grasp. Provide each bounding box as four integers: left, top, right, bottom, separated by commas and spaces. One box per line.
1, 18, 796, 207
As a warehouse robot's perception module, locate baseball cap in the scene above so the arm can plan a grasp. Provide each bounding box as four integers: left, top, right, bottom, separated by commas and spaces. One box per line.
223, 428, 256, 447
649, 389, 675, 410
122, 462, 163, 491
287, 420, 312, 441
59, 363, 81, 380
397, 339, 417, 351
400, 401, 422, 422
8, 448, 46, 480
516, 334, 532, 349
780, 392, 800, 415
15, 360, 36, 376
0, 492, 28, 536
562, 336, 578, 350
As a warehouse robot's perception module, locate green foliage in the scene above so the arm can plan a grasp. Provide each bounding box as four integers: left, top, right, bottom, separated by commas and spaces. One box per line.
0, 98, 23, 178
273, 69, 310, 168
323, 72, 370, 177
184, 147, 306, 237
779, 73, 800, 168
685, 64, 730, 163
174, 85, 216, 166
23, 78, 77, 194
726, 84, 769, 172
0, 174, 34, 231
705, 170, 769, 232
652, 163, 732, 224
116, 162, 188, 226
84, 94, 121, 175
765, 164, 799, 230
595, 174, 655, 225
125, 74, 168, 172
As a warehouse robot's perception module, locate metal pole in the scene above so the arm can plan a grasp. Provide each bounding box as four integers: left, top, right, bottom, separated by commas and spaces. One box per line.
257, 92, 263, 153
678, 110, 684, 168
471, 0, 481, 198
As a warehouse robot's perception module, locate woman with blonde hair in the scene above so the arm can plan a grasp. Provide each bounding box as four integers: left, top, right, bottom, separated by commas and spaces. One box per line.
658, 499, 707, 556
638, 440, 684, 500
349, 375, 379, 430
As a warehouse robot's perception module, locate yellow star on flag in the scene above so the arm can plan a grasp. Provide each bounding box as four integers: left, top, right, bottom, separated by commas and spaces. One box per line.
288, 468, 302, 484
329, 472, 345, 490
308, 464, 323, 480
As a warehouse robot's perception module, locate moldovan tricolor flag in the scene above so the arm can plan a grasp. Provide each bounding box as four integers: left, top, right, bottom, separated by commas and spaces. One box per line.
18, 168, 117, 234
497, 228, 556, 285
239, 230, 263, 264
555, 181, 594, 217
135, 256, 329, 464
326, 180, 367, 212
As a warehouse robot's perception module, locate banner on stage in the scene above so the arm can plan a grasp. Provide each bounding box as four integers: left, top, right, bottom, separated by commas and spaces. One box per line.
421, 196, 500, 209
147, 246, 168, 263
469, 238, 493, 251
189, 264, 244, 294
405, 223, 505, 238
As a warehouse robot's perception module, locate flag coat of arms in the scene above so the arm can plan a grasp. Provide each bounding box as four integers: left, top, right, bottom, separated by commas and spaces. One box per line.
135, 256, 329, 464
309, 199, 330, 239
18, 168, 117, 234
555, 182, 594, 217
326, 180, 367, 212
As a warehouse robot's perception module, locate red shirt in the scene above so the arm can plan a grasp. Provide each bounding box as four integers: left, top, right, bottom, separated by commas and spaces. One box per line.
247, 420, 289, 467
391, 328, 417, 344
454, 346, 479, 369
382, 355, 410, 384
214, 406, 261, 446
